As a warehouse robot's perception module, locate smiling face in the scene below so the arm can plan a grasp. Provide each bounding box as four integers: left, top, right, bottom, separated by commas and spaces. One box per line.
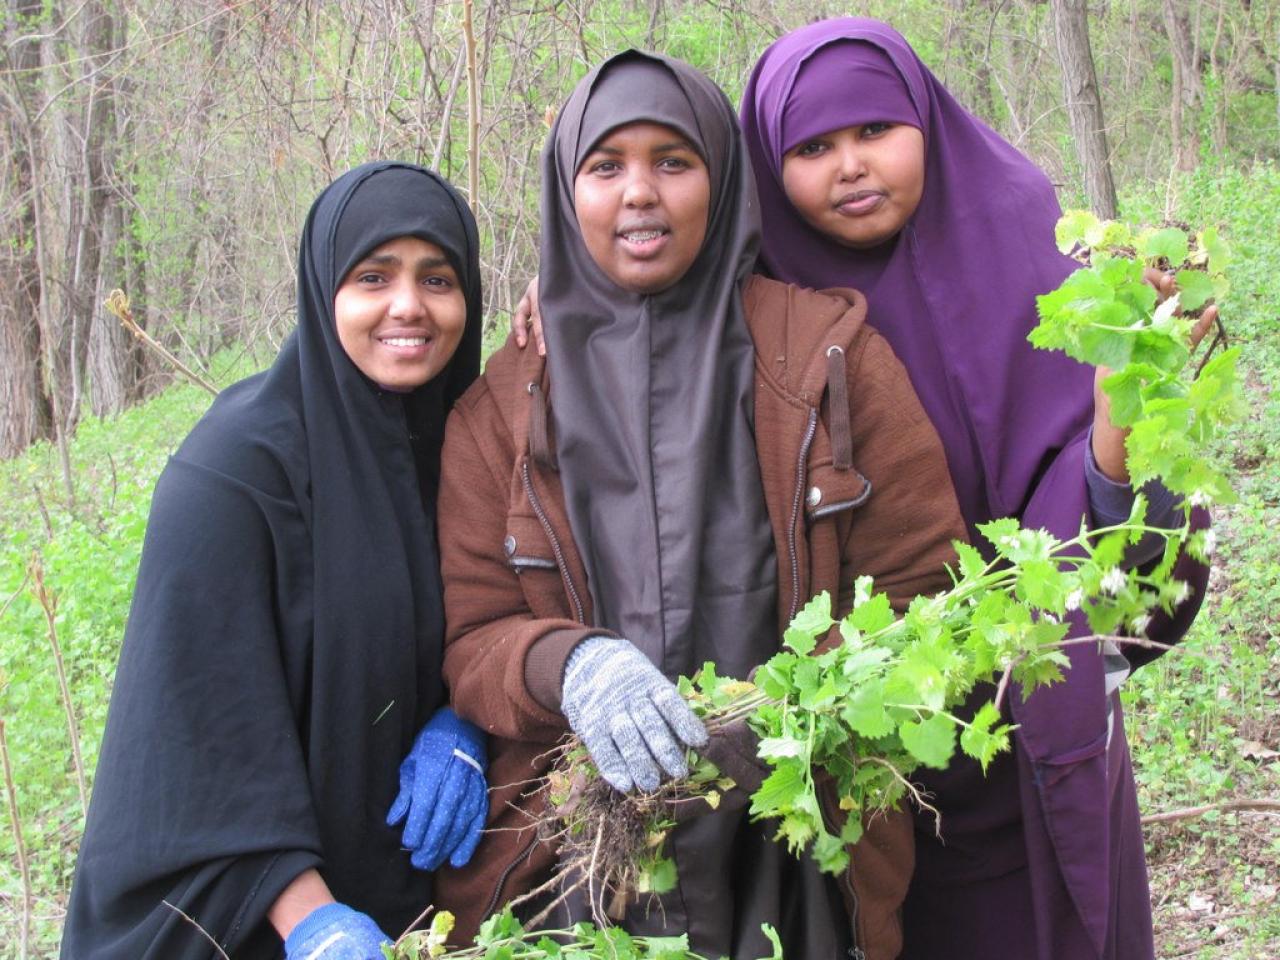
333, 235, 467, 391
573, 121, 711, 294
781, 122, 925, 250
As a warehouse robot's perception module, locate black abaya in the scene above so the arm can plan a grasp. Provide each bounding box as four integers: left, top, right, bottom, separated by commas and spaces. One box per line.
61, 163, 482, 959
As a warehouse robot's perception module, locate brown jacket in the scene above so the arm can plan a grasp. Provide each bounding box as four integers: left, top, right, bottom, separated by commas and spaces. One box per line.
435, 276, 966, 958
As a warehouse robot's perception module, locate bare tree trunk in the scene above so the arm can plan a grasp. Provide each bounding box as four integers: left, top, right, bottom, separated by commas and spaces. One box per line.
1163, 0, 1202, 171
0, 0, 53, 457
1050, 0, 1118, 217
82, 0, 139, 416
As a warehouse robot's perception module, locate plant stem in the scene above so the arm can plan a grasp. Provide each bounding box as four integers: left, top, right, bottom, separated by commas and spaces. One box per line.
28, 552, 89, 819
0, 717, 32, 960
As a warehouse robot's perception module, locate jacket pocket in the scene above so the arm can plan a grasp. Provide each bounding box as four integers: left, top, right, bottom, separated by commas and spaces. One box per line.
503, 514, 557, 572
804, 457, 872, 523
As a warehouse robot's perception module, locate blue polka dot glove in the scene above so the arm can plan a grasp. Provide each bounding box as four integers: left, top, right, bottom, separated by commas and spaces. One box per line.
283, 903, 389, 960
386, 705, 488, 871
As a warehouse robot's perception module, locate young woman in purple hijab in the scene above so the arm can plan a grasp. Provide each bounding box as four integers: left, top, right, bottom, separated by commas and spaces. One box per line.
736, 17, 1214, 960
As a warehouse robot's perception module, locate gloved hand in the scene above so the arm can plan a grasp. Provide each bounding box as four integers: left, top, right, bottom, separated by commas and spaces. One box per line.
561, 636, 708, 793
386, 706, 488, 871
664, 718, 770, 822
701, 718, 770, 795
283, 903, 389, 960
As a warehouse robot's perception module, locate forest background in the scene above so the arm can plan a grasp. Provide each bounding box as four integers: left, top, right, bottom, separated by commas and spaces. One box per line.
1, 0, 1278, 957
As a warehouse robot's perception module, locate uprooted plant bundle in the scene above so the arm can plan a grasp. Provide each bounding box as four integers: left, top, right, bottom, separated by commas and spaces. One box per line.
390, 213, 1243, 958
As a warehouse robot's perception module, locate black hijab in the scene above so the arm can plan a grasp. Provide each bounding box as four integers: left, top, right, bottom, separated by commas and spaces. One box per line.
540, 52, 778, 682
61, 162, 482, 959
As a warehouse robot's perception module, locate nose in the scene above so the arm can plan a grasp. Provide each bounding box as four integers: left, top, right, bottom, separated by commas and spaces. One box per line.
836, 140, 867, 181
388, 276, 427, 321
622, 170, 659, 208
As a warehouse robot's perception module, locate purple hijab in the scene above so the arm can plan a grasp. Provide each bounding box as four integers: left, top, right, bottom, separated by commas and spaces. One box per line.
741, 19, 1093, 540
741, 20, 1209, 960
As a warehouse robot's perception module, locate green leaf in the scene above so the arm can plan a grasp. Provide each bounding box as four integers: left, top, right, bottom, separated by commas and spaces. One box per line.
848, 590, 895, 634
841, 683, 895, 738
1137, 226, 1189, 265
1055, 209, 1101, 253
1100, 363, 1165, 428
694, 660, 718, 693
958, 701, 1011, 772
1174, 268, 1215, 312
755, 652, 798, 700
812, 830, 851, 873
977, 517, 1021, 557
1194, 226, 1230, 273
784, 591, 833, 655
1013, 648, 1069, 692
636, 856, 677, 894
900, 713, 956, 769
756, 924, 785, 960
757, 736, 806, 759
1014, 558, 1067, 612
952, 541, 989, 581
751, 760, 806, 817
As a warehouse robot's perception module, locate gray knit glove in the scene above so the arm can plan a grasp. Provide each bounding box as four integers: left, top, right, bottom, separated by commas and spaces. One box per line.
561, 636, 708, 793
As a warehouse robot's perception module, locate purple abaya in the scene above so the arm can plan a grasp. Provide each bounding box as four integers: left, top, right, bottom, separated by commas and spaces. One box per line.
741, 19, 1210, 960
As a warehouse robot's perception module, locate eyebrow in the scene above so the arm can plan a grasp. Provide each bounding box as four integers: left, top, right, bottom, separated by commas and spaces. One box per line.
590, 139, 697, 156
359, 253, 451, 269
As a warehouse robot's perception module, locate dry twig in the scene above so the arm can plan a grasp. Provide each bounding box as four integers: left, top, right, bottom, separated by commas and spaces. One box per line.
1143, 798, 1280, 825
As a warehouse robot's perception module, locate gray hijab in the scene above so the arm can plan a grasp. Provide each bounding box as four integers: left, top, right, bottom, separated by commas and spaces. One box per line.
539, 51, 778, 682
537, 54, 846, 958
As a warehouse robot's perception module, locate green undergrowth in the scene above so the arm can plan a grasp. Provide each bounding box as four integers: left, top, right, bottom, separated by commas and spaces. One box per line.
1119, 162, 1280, 958
0, 374, 232, 956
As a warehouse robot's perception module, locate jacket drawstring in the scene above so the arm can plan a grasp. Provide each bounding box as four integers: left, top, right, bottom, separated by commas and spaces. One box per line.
527, 382, 558, 472
826, 346, 853, 471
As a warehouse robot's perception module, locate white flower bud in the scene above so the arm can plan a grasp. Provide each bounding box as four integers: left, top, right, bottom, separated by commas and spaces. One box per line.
1101, 568, 1127, 595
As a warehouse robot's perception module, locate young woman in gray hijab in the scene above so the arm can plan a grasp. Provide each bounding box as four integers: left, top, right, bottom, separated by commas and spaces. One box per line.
434, 53, 965, 959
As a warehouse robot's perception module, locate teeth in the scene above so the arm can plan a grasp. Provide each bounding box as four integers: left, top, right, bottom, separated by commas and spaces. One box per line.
623, 230, 663, 242
383, 337, 427, 347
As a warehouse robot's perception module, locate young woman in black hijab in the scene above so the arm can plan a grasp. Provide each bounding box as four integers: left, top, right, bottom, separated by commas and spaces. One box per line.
61, 162, 487, 960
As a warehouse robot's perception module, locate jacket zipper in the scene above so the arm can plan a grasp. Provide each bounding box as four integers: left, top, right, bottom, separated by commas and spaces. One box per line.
786, 409, 820, 623
521, 458, 586, 624
481, 833, 539, 920
794, 408, 864, 957
486, 461, 584, 919
818, 788, 864, 959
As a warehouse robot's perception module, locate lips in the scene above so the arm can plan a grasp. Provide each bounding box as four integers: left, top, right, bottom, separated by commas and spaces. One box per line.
834, 190, 888, 216
376, 330, 432, 354
617, 217, 671, 258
